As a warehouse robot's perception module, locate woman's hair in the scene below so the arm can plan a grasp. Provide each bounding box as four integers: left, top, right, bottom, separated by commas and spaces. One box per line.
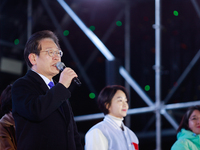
97, 85, 129, 115
0, 84, 12, 115
24, 30, 60, 68
177, 105, 200, 133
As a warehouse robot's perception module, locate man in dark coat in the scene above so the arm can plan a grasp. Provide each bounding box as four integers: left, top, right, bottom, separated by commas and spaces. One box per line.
12, 30, 83, 150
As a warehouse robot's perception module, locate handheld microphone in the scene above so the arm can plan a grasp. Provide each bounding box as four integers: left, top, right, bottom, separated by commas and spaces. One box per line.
56, 62, 81, 86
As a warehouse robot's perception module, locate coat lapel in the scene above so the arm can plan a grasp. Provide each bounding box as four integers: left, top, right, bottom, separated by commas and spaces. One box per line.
26, 70, 69, 124
26, 70, 49, 92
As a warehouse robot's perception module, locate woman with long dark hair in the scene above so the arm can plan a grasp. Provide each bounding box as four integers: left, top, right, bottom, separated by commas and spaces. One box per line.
171, 105, 200, 150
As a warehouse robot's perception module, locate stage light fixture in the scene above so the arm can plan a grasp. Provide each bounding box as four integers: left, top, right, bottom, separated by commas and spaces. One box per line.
89, 93, 95, 99
89, 26, 95, 31
145, 85, 150, 91
63, 30, 69, 36
116, 21, 122, 26
14, 39, 19, 45
173, 10, 178, 16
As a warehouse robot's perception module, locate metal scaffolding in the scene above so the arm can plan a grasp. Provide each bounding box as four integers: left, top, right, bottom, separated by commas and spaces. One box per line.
1, 0, 200, 149
55, 0, 200, 150
11, 0, 199, 149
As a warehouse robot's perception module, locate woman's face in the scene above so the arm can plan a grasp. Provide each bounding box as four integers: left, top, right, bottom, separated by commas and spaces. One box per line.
107, 90, 129, 119
188, 110, 200, 134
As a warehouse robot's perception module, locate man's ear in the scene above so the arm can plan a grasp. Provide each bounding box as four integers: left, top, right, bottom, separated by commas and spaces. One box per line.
105, 103, 109, 110
28, 53, 37, 66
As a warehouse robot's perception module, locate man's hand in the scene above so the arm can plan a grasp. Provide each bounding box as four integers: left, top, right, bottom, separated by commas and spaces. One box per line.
59, 67, 78, 88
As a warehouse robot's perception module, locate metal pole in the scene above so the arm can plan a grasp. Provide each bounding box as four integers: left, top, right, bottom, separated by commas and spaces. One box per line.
27, 0, 32, 70
84, 9, 124, 71
119, 67, 154, 106
74, 100, 200, 122
57, 0, 155, 107
27, 0, 32, 39
125, 0, 131, 128
154, 0, 161, 149
191, 0, 200, 18
0, 40, 24, 49
164, 49, 200, 104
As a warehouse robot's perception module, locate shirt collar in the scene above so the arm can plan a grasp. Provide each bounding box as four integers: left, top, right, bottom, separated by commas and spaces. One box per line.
31, 69, 54, 89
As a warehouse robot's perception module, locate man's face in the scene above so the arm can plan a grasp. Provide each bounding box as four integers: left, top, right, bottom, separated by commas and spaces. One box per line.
30, 38, 61, 80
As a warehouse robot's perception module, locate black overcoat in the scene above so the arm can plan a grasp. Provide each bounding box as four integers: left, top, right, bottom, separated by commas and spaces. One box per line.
12, 70, 83, 150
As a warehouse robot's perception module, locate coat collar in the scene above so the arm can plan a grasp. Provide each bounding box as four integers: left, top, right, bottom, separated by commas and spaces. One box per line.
26, 70, 51, 92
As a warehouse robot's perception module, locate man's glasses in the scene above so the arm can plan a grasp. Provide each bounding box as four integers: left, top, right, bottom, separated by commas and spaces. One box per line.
40, 49, 63, 57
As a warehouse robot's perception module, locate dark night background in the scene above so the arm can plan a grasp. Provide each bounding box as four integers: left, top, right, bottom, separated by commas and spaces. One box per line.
1, 0, 200, 149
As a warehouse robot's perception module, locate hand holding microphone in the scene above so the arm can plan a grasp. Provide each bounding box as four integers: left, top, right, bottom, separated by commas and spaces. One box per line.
56, 62, 81, 87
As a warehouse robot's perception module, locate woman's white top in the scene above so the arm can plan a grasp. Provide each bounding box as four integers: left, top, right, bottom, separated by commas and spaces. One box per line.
85, 115, 139, 150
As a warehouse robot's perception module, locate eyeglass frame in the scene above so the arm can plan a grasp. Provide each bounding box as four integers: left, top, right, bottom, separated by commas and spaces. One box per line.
189, 116, 200, 121
40, 48, 63, 57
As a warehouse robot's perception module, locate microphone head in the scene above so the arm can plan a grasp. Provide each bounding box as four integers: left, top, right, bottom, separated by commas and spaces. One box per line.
56, 62, 65, 71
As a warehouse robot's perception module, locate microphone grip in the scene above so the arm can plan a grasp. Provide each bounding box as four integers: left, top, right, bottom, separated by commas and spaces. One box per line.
56, 62, 81, 86
73, 77, 81, 86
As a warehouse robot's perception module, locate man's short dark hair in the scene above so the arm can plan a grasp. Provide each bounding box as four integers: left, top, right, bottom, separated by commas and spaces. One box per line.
97, 85, 129, 115
24, 30, 60, 68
